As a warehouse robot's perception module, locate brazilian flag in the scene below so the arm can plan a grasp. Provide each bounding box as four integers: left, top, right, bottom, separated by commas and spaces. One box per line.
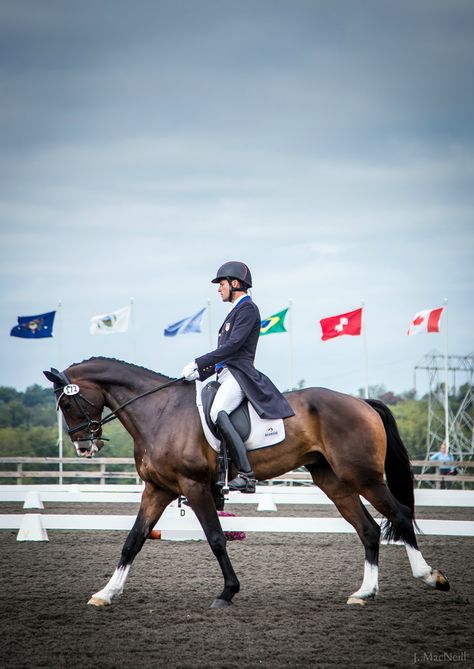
260, 308, 289, 336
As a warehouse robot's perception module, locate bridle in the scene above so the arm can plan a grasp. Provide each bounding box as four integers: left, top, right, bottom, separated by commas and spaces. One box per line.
53, 369, 184, 443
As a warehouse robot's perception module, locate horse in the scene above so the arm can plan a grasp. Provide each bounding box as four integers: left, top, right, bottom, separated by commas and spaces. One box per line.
43, 357, 450, 609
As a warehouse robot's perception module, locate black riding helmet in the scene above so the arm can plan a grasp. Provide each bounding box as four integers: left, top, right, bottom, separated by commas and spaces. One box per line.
211, 261, 252, 290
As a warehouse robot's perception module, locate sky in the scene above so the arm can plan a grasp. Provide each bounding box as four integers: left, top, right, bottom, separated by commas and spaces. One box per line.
1, 0, 473, 398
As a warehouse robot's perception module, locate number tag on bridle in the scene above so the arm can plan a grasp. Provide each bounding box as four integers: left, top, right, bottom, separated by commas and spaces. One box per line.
64, 384, 80, 396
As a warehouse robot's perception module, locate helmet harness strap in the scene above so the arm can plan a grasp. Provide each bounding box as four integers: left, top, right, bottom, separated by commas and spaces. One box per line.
226, 277, 247, 299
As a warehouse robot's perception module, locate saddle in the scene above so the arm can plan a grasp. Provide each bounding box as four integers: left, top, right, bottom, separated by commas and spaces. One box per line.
201, 381, 251, 442
196, 378, 285, 509
195, 379, 285, 453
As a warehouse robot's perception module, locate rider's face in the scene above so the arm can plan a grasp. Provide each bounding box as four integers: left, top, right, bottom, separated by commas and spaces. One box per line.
218, 279, 231, 302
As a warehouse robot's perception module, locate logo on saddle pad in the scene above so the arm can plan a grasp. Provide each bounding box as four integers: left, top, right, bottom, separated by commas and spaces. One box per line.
264, 426, 279, 438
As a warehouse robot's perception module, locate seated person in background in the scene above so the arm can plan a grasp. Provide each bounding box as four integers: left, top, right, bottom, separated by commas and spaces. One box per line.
429, 442, 454, 475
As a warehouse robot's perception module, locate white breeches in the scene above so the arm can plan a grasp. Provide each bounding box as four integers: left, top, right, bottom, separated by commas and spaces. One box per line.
210, 367, 245, 424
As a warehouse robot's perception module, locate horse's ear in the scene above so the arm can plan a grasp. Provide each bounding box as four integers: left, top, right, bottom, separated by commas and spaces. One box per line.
43, 368, 63, 385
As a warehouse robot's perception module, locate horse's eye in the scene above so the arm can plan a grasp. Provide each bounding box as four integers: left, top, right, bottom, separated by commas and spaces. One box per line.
63, 401, 72, 410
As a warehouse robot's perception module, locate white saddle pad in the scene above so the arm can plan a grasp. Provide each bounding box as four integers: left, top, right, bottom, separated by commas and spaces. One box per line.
195, 379, 285, 453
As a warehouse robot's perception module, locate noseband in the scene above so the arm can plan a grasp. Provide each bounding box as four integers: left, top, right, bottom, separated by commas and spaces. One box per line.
54, 370, 107, 442
54, 370, 184, 443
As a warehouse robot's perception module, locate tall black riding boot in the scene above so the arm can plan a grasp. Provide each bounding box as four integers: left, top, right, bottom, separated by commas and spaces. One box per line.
215, 410, 256, 493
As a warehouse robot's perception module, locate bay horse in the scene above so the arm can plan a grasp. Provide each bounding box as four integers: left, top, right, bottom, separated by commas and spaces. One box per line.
44, 357, 449, 608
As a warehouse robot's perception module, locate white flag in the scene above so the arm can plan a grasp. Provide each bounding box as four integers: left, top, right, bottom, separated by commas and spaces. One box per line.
90, 306, 131, 335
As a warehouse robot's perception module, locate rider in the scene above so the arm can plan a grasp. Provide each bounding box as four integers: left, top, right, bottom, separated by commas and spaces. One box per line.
182, 261, 294, 493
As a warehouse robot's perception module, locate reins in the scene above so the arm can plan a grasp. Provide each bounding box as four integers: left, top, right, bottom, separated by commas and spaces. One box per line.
99, 376, 185, 428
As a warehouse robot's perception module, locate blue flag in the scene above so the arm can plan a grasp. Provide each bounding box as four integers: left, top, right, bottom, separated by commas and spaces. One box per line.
164, 308, 206, 337
10, 311, 56, 339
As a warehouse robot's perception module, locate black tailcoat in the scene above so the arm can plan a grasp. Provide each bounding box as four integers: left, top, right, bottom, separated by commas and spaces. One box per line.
195, 298, 294, 420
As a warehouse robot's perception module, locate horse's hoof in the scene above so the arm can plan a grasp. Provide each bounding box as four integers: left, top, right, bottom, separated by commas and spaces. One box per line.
434, 570, 450, 592
210, 598, 232, 609
87, 596, 110, 607
347, 596, 367, 606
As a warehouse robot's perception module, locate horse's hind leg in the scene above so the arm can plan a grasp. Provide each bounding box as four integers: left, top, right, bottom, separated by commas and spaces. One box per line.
360, 482, 449, 592
88, 483, 176, 607
307, 465, 381, 606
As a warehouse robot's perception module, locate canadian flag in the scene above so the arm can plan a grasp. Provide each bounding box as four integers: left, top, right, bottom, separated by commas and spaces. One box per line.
407, 307, 444, 336
320, 307, 363, 341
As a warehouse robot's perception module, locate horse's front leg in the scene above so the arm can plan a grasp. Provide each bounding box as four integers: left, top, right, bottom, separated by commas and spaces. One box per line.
182, 479, 240, 609
88, 483, 176, 607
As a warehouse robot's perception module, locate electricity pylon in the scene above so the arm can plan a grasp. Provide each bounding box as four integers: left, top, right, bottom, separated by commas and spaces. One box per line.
414, 350, 473, 486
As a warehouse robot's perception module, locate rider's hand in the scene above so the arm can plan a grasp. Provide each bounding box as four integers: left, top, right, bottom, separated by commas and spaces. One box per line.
182, 361, 199, 381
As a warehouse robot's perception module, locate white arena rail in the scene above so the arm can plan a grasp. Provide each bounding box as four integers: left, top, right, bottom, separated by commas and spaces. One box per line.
1, 485, 473, 541
1, 504, 473, 542
0, 484, 473, 508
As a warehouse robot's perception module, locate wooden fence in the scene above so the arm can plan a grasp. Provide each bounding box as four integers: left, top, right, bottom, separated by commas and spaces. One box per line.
0, 457, 141, 485
0, 457, 473, 487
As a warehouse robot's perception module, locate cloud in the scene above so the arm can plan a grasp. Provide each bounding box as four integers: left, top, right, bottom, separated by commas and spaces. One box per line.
0, 1, 473, 395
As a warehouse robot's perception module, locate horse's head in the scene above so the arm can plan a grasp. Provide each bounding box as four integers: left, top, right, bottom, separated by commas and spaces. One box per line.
43, 367, 107, 458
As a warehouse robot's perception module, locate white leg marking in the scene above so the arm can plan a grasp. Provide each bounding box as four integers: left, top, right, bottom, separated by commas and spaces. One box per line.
347, 561, 379, 605
88, 565, 131, 606
404, 544, 436, 585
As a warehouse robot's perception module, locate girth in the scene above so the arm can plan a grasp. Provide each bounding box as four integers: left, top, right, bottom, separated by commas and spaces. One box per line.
201, 381, 251, 443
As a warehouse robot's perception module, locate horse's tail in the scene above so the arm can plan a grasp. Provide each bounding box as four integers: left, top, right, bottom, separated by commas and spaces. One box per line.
364, 398, 419, 542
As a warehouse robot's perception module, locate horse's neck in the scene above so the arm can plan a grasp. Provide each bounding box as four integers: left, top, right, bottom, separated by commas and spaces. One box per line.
103, 365, 168, 397
72, 360, 171, 428
74, 360, 166, 393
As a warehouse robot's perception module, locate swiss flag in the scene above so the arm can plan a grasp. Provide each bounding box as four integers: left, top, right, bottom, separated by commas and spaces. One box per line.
320, 307, 363, 341
407, 307, 444, 336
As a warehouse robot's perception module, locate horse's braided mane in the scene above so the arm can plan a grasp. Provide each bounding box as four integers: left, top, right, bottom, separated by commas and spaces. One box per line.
69, 356, 174, 380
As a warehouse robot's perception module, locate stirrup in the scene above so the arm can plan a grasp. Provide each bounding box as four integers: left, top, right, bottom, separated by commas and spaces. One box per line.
228, 472, 256, 494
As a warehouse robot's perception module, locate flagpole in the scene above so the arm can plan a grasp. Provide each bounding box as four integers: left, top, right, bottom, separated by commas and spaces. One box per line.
57, 300, 64, 485
130, 297, 136, 362
57, 300, 63, 371
288, 299, 294, 390
361, 300, 369, 398
207, 298, 213, 348
443, 298, 450, 453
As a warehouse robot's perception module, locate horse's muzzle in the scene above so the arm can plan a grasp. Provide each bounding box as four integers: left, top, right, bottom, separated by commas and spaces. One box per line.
74, 440, 104, 458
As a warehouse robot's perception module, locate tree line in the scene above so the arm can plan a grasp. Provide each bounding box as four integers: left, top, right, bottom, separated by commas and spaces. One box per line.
0, 382, 471, 461
0, 385, 132, 458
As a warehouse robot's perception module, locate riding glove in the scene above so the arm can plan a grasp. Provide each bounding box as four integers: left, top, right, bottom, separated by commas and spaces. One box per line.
182, 361, 199, 381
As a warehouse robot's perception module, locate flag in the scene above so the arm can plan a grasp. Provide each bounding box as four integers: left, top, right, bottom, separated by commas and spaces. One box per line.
407, 306, 444, 336
10, 310, 56, 339
164, 307, 206, 337
320, 307, 363, 341
90, 306, 131, 335
260, 308, 289, 336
